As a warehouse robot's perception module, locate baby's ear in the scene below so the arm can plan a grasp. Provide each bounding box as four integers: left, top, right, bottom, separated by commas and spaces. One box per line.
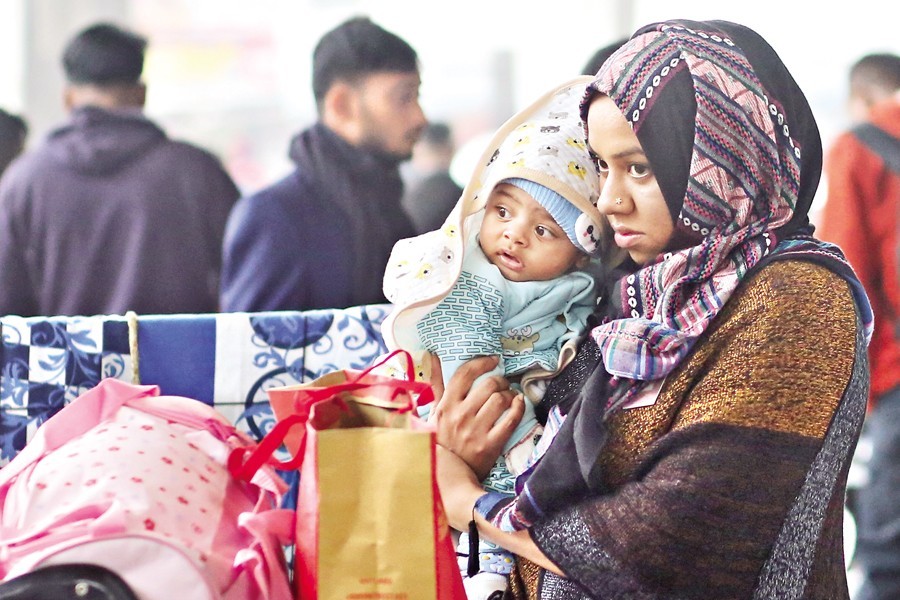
575, 254, 592, 269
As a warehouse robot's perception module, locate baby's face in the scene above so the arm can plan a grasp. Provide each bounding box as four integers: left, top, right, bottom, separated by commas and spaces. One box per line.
479, 183, 584, 282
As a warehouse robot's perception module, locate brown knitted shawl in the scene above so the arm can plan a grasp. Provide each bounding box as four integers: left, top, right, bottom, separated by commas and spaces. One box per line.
512, 259, 868, 599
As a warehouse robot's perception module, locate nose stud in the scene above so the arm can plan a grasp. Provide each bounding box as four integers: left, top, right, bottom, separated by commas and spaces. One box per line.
615, 198, 623, 206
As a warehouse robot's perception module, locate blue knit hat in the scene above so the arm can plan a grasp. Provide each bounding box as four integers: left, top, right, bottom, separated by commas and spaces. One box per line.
502, 178, 587, 253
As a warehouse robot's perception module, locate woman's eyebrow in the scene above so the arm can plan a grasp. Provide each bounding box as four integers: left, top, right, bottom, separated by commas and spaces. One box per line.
608, 147, 645, 160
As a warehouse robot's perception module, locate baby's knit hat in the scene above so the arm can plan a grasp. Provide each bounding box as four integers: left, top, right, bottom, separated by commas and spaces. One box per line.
502, 177, 591, 254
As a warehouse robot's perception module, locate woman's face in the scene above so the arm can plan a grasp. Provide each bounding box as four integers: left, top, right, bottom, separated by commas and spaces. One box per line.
586, 94, 674, 265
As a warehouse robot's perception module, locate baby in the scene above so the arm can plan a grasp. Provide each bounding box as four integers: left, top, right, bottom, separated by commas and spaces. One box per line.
382, 77, 604, 599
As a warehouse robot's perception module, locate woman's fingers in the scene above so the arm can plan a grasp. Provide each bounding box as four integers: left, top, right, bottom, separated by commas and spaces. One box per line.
439, 389, 525, 481
475, 388, 518, 425
432, 356, 502, 428
469, 391, 525, 480
484, 391, 526, 445
427, 354, 529, 480
430, 355, 521, 479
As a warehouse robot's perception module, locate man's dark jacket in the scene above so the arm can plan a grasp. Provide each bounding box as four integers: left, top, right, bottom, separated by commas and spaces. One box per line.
220, 123, 415, 312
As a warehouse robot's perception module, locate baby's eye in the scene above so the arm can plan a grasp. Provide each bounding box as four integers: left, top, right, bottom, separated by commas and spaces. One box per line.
628, 163, 652, 179
496, 205, 510, 218
535, 225, 556, 239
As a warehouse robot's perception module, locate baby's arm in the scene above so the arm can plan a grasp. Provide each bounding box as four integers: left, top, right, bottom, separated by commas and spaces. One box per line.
418, 270, 508, 388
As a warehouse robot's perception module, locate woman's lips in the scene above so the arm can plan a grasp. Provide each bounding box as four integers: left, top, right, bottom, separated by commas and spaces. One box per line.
614, 229, 641, 249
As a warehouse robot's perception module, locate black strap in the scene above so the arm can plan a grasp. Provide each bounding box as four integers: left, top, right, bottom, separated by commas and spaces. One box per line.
852, 123, 900, 175
0, 564, 138, 600
467, 518, 480, 578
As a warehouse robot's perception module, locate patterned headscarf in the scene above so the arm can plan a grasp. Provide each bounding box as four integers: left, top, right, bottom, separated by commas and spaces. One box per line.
582, 20, 872, 385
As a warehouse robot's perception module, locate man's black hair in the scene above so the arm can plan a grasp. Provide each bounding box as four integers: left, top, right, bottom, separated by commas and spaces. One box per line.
850, 53, 900, 94
582, 38, 629, 76
312, 16, 418, 105
63, 23, 147, 85
0, 109, 27, 139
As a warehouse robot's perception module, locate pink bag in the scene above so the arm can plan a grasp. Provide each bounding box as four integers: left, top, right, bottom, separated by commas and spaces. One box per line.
0, 378, 293, 600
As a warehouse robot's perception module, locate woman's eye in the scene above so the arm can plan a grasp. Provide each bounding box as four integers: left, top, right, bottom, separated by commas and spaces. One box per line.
594, 157, 609, 173
628, 163, 652, 178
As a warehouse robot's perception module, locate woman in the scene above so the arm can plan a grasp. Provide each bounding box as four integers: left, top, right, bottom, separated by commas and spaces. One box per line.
433, 19, 873, 599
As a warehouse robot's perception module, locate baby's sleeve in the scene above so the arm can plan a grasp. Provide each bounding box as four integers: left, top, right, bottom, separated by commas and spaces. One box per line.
416, 270, 507, 387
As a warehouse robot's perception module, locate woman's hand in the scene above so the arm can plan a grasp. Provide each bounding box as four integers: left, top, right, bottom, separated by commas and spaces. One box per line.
431, 355, 564, 577
436, 444, 563, 575
435, 445, 485, 531
429, 355, 525, 480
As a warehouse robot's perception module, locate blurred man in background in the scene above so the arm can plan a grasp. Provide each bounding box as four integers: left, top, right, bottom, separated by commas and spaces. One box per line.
0, 22, 239, 317
401, 121, 463, 234
581, 37, 629, 76
0, 109, 27, 180
817, 52, 900, 600
220, 16, 426, 312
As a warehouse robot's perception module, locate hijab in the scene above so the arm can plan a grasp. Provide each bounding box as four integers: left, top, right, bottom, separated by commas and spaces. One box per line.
586, 19, 836, 383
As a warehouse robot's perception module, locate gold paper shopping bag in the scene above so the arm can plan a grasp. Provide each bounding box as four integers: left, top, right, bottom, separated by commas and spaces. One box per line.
231, 350, 466, 600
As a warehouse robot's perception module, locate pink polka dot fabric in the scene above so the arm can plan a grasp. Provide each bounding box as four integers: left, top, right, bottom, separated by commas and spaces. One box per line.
0, 378, 293, 600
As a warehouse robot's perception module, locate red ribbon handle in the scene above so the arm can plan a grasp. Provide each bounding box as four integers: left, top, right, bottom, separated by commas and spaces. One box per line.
228, 413, 307, 481
228, 350, 433, 482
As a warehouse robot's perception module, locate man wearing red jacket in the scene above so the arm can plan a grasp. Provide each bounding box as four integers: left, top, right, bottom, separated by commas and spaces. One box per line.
818, 53, 900, 600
